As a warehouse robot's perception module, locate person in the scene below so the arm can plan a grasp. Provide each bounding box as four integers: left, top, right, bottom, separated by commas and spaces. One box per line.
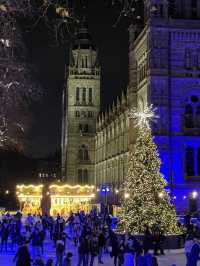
90, 234, 99, 266
0, 219, 9, 251
55, 239, 65, 266
143, 225, 152, 253
98, 229, 106, 263
152, 225, 165, 256
187, 237, 200, 266
110, 233, 120, 266
31, 228, 42, 259
77, 236, 90, 266
13, 244, 32, 266
185, 235, 194, 266
63, 252, 73, 266
118, 236, 125, 266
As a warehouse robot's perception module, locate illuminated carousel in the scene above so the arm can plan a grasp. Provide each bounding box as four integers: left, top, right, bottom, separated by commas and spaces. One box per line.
16, 185, 43, 215
16, 184, 97, 216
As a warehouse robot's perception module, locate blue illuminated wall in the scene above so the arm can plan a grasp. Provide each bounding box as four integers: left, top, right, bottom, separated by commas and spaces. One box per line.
149, 20, 200, 213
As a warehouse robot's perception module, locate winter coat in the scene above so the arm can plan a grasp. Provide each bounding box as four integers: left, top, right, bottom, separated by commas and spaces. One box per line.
188, 243, 200, 266
14, 246, 31, 266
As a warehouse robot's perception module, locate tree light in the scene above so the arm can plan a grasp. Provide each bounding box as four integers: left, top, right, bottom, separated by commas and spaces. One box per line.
115, 189, 119, 194
124, 193, 130, 199
158, 192, 163, 198
5, 190, 9, 194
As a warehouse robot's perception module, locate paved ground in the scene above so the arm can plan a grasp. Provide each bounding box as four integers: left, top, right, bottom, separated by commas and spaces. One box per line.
0, 237, 191, 266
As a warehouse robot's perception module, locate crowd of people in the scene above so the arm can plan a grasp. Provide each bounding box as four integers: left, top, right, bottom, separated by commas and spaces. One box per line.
0, 210, 200, 266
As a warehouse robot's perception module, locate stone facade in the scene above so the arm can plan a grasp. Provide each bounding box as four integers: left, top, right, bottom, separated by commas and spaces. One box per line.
95, 0, 200, 212
63, 1, 200, 211
62, 20, 100, 184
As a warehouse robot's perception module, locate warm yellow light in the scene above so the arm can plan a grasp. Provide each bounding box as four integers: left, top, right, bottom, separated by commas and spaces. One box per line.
49, 184, 95, 189
18, 195, 42, 198
16, 184, 43, 189
50, 194, 95, 198
158, 192, 163, 198
115, 189, 119, 194
124, 193, 130, 199
5, 190, 9, 194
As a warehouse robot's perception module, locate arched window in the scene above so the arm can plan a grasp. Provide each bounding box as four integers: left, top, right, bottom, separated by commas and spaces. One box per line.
184, 104, 194, 128
198, 148, 200, 176
185, 146, 195, 176
76, 87, 80, 102
78, 145, 89, 161
82, 88, 86, 103
196, 106, 200, 128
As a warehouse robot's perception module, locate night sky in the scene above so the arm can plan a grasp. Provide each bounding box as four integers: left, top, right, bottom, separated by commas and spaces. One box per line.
26, 1, 128, 158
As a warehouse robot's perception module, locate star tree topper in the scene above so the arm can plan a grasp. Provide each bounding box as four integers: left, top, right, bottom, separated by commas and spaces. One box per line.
129, 104, 159, 129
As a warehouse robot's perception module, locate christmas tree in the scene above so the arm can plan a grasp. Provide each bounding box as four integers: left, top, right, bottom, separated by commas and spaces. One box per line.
118, 105, 180, 234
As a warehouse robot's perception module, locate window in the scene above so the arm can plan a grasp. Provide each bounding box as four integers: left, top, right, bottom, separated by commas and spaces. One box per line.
82, 88, 86, 103
75, 111, 80, 117
82, 58, 84, 68
89, 88, 92, 104
76, 87, 80, 102
84, 169, 88, 183
88, 111, 94, 118
78, 169, 83, 184
84, 124, 89, 133
197, 49, 200, 69
81, 111, 87, 118
196, 106, 200, 128
85, 57, 88, 68
184, 105, 194, 128
185, 49, 192, 69
78, 169, 88, 184
185, 147, 195, 176
191, 0, 197, 18
78, 145, 89, 161
79, 124, 89, 133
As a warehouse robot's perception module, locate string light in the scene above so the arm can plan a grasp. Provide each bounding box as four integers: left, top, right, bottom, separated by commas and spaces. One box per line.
124, 193, 130, 199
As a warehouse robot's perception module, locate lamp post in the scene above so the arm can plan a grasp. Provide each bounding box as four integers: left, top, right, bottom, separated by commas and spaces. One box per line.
101, 185, 110, 214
